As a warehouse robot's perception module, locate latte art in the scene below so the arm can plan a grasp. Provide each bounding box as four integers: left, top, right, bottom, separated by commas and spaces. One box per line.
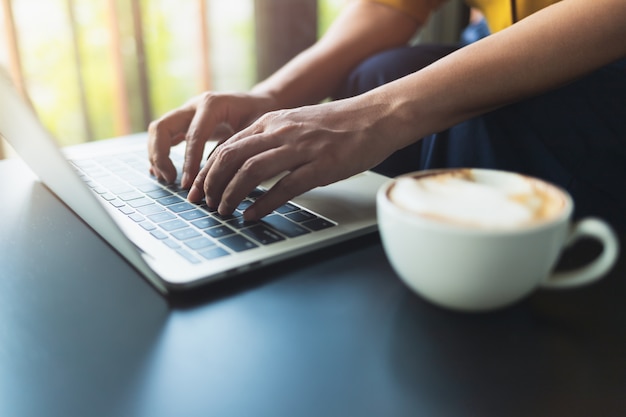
389, 169, 565, 228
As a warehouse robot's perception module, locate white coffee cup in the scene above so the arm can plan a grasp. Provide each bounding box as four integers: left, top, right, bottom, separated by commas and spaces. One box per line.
377, 168, 620, 312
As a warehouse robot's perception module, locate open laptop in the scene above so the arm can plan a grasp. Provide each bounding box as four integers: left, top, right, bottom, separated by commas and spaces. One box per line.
0, 69, 388, 294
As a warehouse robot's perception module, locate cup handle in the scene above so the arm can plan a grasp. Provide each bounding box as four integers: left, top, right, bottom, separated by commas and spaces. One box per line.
541, 218, 620, 288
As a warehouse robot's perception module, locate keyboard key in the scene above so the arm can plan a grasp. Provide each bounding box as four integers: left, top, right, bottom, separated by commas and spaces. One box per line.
303, 217, 335, 231
200, 204, 218, 213
237, 199, 254, 210
127, 197, 154, 208
242, 225, 285, 245
137, 204, 164, 215
160, 219, 187, 232
150, 230, 168, 240
162, 238, 181, 249
213, 211, 242, 221
168, 202, 196, 213
286, 210, 317, 222
275, 202, 299, 214
157, 195, 183, 206
176, 248, 201, 264
118, 191, 144, 201
219, 234, 258, 252
184, 237, 215, 251
99, 178, 126, 189
124, 174, 151, 186
107, 184, 134, 195
262, 214, 309, 238
198, 246, 229, 260
146, 189, 173, 199
180, 209, 208, 221
139, 221, 157, 231
191, 217, 220, 229
129, 213, 145, 222
136, 182, 162, 193
226, 217, 257, 230
171, 227, 201, 241
148, 212, 176, 223
166, 183, 184, 193
119, 206, 135, 215
205, 225, 235, 238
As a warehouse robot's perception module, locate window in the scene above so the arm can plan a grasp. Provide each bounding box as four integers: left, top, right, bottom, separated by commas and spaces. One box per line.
0, 0, 344, 157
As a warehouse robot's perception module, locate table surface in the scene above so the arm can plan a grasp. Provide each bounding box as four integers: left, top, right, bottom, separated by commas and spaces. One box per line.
1, 157, 625, 417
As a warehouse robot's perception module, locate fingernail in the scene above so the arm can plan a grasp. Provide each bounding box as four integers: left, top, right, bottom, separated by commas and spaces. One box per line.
218, 203, 231, 216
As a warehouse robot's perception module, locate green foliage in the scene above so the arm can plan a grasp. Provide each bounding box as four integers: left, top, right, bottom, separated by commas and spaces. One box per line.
3, 0, 342, 147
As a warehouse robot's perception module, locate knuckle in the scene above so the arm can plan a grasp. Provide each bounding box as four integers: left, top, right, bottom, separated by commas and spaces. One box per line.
198, 91, 222, 108
198, 91, 212, 103
147, 118, 166, 137
239, 156, 263, 175
185, 126, 201, 144
214, 144, 238, 165
193, 175, 206, 193
147, 120, 158, 134
201, 176, 216, 200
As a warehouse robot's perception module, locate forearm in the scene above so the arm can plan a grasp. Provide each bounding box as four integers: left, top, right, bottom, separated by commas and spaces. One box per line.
251, 0, 420, 110
361, 0, 626, 150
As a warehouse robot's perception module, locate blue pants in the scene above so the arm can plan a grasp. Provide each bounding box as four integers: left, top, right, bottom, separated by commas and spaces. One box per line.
334, 34, 626, 232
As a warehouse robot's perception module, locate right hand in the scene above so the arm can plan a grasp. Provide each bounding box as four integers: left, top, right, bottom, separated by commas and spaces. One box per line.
147, 91, 277, 189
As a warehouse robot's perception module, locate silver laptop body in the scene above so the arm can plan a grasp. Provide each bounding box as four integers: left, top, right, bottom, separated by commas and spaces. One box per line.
0, 69, 387, 294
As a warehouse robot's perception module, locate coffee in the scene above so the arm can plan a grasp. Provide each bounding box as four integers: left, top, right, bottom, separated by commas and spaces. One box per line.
377, 168, 618, 311
388, 169, 565, 229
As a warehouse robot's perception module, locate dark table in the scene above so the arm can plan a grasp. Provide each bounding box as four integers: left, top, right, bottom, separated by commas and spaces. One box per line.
1, 157, 624, 417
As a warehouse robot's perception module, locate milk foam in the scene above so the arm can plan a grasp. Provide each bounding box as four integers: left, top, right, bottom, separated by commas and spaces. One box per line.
390, 171, 562, 228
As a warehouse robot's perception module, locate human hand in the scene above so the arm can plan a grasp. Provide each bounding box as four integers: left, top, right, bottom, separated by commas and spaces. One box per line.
188, 98, 397, 221
147, 91, 276, 189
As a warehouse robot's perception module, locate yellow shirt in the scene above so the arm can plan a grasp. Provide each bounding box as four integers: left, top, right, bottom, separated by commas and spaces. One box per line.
367, 0, 560, 33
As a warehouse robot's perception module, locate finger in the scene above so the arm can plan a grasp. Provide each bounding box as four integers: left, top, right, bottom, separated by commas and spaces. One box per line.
148, 127, 178, 183
243, 163, 321, 221
218, 145, 310, 217
203, 132, 284, 211
186, 161, 207, 203
186, 135, 232, 204
181, 96, 228, 189
148, 107, 195, 183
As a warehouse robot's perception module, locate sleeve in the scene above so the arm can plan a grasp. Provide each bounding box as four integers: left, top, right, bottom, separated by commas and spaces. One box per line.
362, 0, 449, 23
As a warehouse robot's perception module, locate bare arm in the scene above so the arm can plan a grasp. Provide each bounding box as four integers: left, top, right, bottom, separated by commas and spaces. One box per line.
250, 0, 422, 109
195, 0, 626, 219
148, 0, 420, 187
370, 0, 626, 151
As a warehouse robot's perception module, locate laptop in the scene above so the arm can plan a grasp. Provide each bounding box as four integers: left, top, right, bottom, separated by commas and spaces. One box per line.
0, 69, 388, 294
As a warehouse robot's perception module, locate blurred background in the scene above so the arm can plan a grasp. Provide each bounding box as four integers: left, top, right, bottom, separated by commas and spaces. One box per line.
0, 0, 465, 159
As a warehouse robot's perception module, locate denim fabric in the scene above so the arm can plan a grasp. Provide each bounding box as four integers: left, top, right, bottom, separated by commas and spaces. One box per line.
333, 25, 626, 231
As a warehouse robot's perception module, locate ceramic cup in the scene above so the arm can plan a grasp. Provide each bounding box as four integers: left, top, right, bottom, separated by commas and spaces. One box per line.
377, 168, 620, 312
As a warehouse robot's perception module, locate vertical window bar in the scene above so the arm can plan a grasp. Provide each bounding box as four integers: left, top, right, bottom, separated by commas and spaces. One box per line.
66, 0, 94, 142
197, 0, 211, 92
106, 0, 132, 136
1, 0, 29, 104
130, 0, 152, 128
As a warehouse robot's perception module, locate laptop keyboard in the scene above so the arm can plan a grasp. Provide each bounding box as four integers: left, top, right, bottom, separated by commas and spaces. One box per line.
70, 150, 335, 264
